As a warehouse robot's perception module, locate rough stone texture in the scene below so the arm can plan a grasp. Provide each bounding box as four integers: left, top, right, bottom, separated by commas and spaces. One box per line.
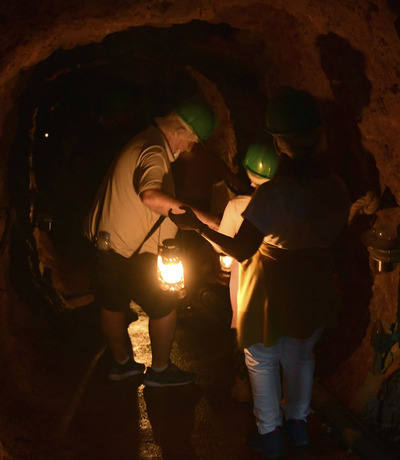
323, 209, 400, 408
1, 0, 400, 455
361, 368, 400, 444
0, 440, 11, 460
187, 67, 238, 171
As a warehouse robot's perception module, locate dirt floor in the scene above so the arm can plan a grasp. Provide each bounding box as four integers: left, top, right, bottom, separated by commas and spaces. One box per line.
1, 297, 362, 460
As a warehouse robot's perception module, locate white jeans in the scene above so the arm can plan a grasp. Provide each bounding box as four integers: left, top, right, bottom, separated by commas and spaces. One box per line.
244, 328, 323, 435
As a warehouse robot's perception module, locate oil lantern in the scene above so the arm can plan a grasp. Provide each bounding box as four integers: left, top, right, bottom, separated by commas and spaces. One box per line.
157, 239, 185, 293
219, 254, 233, 273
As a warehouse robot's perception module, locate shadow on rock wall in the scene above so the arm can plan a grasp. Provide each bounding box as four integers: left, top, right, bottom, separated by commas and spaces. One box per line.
315, 32, 379, 378
317, 32, 379, 200
387, 0, 400, 39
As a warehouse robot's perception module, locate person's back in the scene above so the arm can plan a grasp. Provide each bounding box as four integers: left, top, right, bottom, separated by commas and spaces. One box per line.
85, 125, 177, 258
245, 158, 349, 251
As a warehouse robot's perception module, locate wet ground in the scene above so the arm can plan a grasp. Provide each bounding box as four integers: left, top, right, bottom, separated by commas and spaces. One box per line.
22, 298, 358, 460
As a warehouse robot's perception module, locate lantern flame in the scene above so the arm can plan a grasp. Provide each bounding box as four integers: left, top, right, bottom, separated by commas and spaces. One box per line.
157, 255, 184, 290
220, 254, 233, 272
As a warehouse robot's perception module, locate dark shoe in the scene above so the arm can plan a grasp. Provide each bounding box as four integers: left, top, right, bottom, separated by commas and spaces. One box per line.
108, 358, 145, 381
285, 419, 309, 447
247, 427, 284, 459
143, 362, 196, 387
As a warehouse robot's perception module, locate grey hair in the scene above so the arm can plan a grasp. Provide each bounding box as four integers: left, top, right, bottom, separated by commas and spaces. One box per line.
155, 112, 199, 142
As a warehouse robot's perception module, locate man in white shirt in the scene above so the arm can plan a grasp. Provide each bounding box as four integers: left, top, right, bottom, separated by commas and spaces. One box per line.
85, 100, 218, 386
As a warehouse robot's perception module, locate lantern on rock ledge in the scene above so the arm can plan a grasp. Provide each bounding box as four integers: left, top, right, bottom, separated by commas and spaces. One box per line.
157, 239, 185, 293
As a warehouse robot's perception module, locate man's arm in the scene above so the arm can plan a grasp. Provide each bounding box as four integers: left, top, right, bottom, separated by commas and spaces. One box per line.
169, 206, 264, 262
200, 219, 263, 262
140, 188, 220, 230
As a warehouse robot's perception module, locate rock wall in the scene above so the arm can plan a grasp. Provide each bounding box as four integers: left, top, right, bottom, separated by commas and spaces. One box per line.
1, 0, 400, 455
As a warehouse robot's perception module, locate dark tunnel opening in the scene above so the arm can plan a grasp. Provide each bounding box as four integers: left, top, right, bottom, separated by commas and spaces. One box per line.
8, 20, 270, 328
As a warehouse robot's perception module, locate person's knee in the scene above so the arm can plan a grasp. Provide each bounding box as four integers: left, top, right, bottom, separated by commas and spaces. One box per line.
245, 344, 280, 371
143, 302, 176, 320
101, 306, 127, 318
101, 308, 128, 335
281, 334, 319, 362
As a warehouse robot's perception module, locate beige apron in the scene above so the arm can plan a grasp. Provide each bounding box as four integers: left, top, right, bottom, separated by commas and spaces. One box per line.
236, 243, 338, 349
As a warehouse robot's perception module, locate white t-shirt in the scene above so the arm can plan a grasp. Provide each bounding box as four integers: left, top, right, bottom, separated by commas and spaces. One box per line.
85, 126, 178, 257
243, 174, 350, 250
218, 195, 251, 329
219, 195, 251, 238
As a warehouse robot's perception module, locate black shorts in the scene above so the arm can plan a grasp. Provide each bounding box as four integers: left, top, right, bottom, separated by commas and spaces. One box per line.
91, 248, 178, 319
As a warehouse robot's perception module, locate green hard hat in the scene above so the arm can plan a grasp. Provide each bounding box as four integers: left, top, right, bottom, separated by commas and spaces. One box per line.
243, 142, 278, 179
265, 87, 321, 135
175, 99, 217, 141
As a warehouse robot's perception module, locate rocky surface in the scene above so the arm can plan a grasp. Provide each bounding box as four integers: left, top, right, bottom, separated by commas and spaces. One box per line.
1, 0, 400, 457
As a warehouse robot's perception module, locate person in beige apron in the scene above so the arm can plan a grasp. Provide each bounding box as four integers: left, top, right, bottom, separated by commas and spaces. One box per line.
217, 142, 279, 402
169, 88, 350, 458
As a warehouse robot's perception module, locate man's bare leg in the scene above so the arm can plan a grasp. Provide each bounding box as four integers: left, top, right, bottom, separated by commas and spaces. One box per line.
149, 309, 177, 369
101, 308, 132, 363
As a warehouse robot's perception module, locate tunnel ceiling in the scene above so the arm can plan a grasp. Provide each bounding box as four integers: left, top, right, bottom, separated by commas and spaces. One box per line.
1, 0, 400, 204
23, 21, 271, 168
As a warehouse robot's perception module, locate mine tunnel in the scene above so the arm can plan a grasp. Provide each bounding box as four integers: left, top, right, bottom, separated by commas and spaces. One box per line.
1, 1, 400, 459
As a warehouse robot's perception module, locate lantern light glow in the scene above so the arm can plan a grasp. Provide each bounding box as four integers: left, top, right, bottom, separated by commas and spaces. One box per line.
157, 256, 184, 285
219, 254, 233, 272
157, 239, 185, 293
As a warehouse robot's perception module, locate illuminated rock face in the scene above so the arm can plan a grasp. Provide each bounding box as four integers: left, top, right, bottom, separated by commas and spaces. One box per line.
0, 0, 400, 456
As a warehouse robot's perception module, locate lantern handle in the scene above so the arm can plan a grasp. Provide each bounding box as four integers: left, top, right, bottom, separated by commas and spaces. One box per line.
134, 215, 165, 255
